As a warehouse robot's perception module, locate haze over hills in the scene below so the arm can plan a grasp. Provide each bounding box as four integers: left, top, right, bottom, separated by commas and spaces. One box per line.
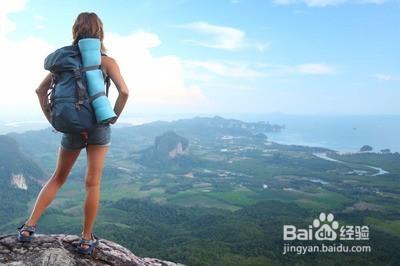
0, 135, 44, 184
0, 116, 399, 265
0, 135, 43, 226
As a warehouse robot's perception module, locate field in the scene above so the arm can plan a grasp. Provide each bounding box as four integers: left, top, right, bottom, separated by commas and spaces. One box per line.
1, 117, 399, 265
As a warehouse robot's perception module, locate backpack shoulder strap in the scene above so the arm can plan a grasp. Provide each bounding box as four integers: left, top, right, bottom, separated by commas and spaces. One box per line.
101, 53, 111, 97
105, 75, 111, 97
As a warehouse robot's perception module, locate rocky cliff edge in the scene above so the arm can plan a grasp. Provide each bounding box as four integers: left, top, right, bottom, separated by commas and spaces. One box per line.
0, 233, 185, 266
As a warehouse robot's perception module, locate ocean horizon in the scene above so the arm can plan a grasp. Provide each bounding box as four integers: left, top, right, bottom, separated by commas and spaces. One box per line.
1, 113, 399, 153
235, 113, 399, 153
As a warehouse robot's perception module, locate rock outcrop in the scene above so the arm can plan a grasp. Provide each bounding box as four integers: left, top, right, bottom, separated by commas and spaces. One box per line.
153, 131, 189, 160
0, 233, 185, 266
10, 173, 28, 190
138, 131, 193, 169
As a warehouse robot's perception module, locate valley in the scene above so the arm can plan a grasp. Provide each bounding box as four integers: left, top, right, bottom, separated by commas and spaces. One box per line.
0, 116, 399, 265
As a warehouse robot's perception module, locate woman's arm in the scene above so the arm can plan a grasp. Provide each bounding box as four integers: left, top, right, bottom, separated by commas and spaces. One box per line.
102, 56, 130, 124
35, 72, 53, 123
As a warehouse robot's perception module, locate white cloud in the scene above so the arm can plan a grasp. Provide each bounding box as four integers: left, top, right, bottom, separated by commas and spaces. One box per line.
274, 0, 295, 4
296, 63, 334, 74
254, 42, 270, 52
34, 24, 45, 30
0, 0, 54, 118
104, 31, 207, 108
175, 21, 244, 50
274, 0, 387, 6
304, 0, 346, 6
174, 21, 268, 52
0, 35, 54, 112
0, 0, 27, 35
182, 60, 334, 86
33, 14, 46, 29
374, 73, 400, 81
33, 15, 46, 21
183, 60, 265, 79
0, 1, 207, 120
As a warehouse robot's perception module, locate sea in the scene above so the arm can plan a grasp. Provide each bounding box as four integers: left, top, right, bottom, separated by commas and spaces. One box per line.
1, 113, 399, 153
231, 113, 400, 153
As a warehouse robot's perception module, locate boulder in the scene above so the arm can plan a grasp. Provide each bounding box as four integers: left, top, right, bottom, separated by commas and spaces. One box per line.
0, 233, 185, 266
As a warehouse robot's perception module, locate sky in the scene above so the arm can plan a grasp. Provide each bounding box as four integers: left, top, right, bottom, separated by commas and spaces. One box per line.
0, 0, 399, 122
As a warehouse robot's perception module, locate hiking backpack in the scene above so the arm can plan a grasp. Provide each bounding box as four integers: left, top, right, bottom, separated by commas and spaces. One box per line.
44, 44, 111, 134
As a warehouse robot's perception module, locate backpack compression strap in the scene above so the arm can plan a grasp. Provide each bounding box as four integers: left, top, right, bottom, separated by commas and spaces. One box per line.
86, 65, 111, 103
73, 65, 110, 108
73, 69, 87, 109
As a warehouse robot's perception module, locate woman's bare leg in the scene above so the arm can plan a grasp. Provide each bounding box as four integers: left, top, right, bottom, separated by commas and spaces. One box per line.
22, 146, 81, 236
80, 144, 109, 248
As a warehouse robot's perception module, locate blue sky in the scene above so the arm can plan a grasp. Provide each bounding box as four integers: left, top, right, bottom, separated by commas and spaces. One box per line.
1, 0, 400, 121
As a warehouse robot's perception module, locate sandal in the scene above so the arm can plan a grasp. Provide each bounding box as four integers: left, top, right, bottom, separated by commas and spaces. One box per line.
75, 232, 99, 255
17, 223, 36, 242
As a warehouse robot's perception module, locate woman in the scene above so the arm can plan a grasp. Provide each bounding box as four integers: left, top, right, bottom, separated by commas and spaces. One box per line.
16, 12, 129, 254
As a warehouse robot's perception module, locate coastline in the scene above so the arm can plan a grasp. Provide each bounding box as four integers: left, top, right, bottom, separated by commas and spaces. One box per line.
1, 114, 398, 155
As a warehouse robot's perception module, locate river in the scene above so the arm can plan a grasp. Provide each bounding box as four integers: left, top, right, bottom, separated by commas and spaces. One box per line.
313, 152, 389, 176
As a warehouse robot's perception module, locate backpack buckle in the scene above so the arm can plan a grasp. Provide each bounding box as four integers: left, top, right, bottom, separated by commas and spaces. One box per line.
73, 69, 82, 78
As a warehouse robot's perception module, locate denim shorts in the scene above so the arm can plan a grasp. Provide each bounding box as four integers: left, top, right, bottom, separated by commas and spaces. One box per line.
61, 123, 111, 151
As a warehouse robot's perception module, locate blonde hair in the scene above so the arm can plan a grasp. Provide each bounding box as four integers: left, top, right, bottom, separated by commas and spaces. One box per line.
72, 12, 106, 53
